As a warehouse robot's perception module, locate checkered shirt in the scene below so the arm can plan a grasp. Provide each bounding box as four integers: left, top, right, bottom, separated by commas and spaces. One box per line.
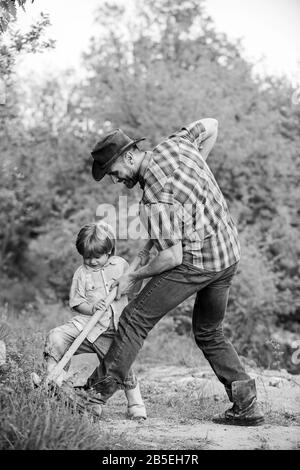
138, 120, 241, 271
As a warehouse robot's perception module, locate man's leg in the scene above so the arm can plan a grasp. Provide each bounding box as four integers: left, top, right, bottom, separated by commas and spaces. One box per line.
192, 263, 249, 388
90, 327, 146, 419
86, 325, 137, 390
192, 263, 264, 425
85, 264, 217, 397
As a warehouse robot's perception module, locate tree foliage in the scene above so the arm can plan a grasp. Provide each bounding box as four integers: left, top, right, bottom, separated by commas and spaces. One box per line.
0, 11, 55, 271
0, 0, 299, 366
0, 0, 34, 33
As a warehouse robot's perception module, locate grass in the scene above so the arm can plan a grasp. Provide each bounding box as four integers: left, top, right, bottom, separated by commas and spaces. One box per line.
137, 316, 205, 369
0, 357, 137, 449
1, 303, 299, 450
0, 304, 212, 450
140, 381, 225, 423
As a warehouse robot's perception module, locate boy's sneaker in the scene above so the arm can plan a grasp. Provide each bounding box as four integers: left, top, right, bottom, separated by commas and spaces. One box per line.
127, 403, 147, 420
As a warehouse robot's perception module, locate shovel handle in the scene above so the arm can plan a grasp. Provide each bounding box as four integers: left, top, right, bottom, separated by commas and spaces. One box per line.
46, 288, 118, 382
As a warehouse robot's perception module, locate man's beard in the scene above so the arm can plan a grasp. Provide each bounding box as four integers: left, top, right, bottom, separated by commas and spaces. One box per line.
124, 169, 139, 188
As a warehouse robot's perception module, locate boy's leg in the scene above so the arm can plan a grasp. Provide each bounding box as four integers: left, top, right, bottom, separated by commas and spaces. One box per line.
44, 322, 95, 385
42, 323, 103, 417
44, 322, 77, 385
125, 382, 147, 419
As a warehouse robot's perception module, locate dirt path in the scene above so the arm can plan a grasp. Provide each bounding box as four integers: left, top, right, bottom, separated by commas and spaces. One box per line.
102, 418, 299, 450
69, 356, 300, 450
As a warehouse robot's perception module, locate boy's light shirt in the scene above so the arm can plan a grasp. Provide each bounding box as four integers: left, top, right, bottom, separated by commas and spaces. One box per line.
69, 255, 129, 343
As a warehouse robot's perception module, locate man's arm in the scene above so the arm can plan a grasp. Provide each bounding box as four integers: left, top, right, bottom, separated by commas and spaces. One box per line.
126, 243, 152, 296
132, 241, 182, 281
197, 118, 218, 161
111, 242, 182, 300
181, 118, 218, 161
111, 202, 183, 299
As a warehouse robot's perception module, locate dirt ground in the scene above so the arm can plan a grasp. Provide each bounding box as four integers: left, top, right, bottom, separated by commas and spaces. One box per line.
69, 354, 300, 450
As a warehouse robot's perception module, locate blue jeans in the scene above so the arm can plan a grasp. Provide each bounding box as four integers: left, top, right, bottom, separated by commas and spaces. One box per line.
86, 260, 249, 398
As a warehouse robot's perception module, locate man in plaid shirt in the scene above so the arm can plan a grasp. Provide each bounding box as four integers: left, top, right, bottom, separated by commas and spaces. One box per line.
86, 119, 264, 425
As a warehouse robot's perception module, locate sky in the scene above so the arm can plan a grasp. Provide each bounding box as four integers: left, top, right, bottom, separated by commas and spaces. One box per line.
11, 0, 300, 83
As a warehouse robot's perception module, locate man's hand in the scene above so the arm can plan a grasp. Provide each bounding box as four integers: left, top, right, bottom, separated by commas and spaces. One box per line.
198, 118, 218, 161
137, 248, 151, 266
126, 242, 183, 286
110, 274, 135, 300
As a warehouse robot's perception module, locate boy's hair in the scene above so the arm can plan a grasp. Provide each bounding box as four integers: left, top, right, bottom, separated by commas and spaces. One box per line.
76, 222, 116, 259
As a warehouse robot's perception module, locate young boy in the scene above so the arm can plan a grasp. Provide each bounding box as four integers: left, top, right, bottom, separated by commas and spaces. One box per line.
40, 221, 148, 419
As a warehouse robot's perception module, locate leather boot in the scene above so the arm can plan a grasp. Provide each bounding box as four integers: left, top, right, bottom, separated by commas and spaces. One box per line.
213, 378, 264, 426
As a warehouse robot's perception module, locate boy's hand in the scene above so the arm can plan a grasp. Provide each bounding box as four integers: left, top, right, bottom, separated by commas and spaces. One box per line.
137, 248, 150, 267
92, 299, 106, 314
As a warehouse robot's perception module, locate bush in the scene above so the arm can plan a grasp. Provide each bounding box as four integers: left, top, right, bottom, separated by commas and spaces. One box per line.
0, 305, 134, 450
168, 230, 281, 367
265, 214, 300, 326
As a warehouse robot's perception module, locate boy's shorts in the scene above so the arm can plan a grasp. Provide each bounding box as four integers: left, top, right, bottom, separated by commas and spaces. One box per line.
44, 320, 137, 390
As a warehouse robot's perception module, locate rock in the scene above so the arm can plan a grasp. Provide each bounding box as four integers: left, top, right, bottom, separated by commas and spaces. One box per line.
240, 355, 258, 368
192, 371, 210, 379
269, 378, 282, 387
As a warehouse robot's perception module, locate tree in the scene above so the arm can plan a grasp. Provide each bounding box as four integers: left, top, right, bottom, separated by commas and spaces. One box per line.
82, 0, 298, 226
0, 10, 54, 271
